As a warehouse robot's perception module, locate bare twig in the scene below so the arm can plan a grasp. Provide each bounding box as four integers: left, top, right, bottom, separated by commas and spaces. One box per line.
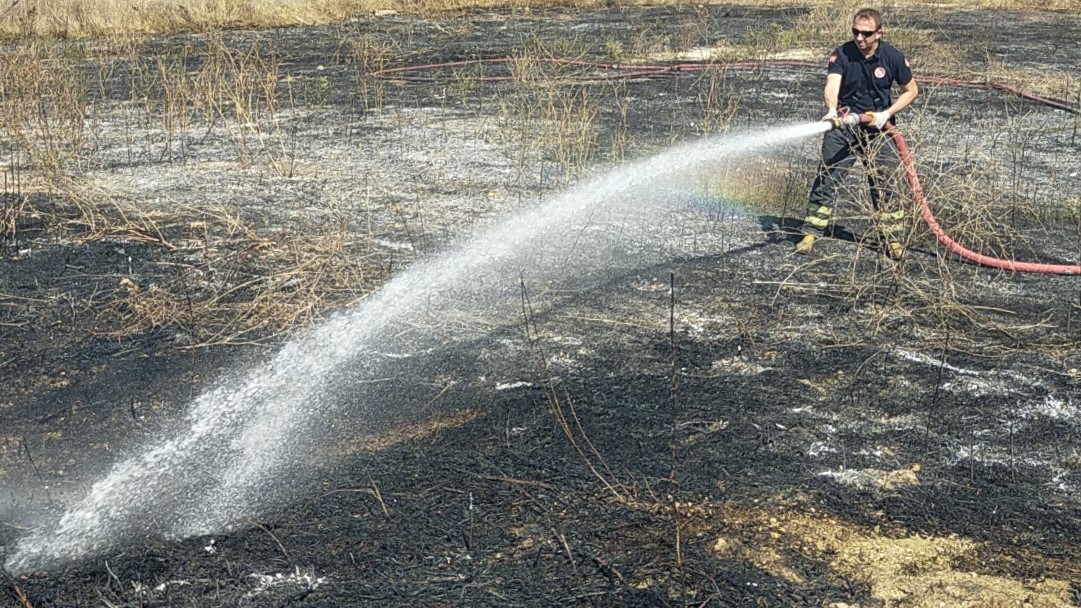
2, 565, 35, 608
478, 474, 556, 490
667, 272, 685, 597
319, 481, 390, 517
518, 274, 627, 502
550, 528, 576, 573
247, 521, 291, 562
19, 435, 49, 501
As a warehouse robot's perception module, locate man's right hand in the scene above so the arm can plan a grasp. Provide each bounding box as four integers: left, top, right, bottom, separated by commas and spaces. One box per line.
821, 108, 839, 122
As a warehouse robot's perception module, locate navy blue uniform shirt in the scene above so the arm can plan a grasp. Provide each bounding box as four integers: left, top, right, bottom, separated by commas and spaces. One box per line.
827, 40, 912, 114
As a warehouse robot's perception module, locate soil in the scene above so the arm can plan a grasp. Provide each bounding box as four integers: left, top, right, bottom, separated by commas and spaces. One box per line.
2, 4, 1081, 607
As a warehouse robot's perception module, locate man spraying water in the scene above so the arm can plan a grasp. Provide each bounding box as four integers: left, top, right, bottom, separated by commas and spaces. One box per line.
795, 8, 919, 259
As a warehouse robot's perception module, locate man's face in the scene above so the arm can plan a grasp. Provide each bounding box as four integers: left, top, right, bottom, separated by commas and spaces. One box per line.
852, 16, 881, 53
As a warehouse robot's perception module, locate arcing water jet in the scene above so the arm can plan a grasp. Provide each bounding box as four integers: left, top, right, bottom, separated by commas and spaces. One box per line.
4, 122, 829, 573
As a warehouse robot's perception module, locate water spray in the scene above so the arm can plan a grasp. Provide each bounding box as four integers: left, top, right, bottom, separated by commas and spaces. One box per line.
4, 121, 829, 574
5, 57, 1078, 576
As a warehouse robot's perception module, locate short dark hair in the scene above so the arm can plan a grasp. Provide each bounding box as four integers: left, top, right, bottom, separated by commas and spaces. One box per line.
853, 8, 882, 30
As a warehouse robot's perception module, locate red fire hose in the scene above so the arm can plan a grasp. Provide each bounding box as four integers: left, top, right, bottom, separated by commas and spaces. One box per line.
885, 123, 1081, 275
373, 58, 1081, 274
832, 110, 1081, 274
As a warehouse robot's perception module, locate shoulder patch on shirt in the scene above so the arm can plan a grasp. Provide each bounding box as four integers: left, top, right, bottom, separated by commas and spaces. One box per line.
829, 54, 837, 63
904, 58, 910, 67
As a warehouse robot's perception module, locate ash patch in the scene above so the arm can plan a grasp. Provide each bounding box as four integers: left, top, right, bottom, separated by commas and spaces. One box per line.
3, 5, 1081, 607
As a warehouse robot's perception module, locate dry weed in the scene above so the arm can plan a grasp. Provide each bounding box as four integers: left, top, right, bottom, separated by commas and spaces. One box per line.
0, 41, 94, 188
2, 0, 1077, 40
1, 5, 1076, 354
93, 198, 381, 348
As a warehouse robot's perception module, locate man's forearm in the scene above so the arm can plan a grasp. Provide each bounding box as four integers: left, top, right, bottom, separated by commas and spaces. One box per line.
886, 81, 919, 116
824, 74, 842, 111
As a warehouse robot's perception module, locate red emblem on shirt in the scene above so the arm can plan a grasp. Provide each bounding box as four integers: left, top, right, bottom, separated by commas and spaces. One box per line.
874, 66, 887, 78
905, 58, 910, 67
828, 55, 837, 63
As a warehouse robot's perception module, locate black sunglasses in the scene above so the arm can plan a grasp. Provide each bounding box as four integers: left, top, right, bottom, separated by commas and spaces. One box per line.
852, 27, 880, 38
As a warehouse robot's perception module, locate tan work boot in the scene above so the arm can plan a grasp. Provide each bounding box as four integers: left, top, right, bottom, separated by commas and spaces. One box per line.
794, 234, 816, 255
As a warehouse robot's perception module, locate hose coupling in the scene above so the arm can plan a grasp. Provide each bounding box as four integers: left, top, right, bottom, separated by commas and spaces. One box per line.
827, 112, 863, 130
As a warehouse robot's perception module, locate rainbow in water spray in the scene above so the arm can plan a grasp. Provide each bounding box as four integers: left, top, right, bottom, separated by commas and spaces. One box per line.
5, 121, 830, 573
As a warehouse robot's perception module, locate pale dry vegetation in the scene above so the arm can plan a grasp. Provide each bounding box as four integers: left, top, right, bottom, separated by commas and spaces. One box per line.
0, 0, 1078, 353
0, 32, 393, 347
2, 0, 1079, 39
0, 7, 1078, 604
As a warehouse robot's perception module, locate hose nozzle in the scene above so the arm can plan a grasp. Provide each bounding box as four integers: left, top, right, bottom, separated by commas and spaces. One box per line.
826, 111, 864, 130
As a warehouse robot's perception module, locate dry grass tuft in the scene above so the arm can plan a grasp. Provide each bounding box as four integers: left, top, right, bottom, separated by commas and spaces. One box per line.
707, 501, 1078, 607
0, 0, 382, 38
331, 408, 487, 456
1, 2, 1077, 355
88, 198, 383, 348
3, 0, 1078, 40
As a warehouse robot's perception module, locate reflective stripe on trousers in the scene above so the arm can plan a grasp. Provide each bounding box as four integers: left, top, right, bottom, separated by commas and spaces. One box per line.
803, 201, 831, 232
875, 209, 906, 237
803, 126, 905, 236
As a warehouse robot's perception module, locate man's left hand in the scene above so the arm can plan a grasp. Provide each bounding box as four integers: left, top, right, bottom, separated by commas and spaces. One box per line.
870, 111, 891, 129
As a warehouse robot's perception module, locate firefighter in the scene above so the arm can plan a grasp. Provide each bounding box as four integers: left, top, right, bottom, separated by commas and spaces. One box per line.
795, 8, 919, 259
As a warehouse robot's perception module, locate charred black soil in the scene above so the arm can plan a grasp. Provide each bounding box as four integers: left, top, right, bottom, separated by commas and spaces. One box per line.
2, 4, 1081, 607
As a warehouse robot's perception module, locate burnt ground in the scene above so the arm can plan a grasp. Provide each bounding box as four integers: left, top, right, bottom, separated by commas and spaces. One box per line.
2, 4, 1081, 607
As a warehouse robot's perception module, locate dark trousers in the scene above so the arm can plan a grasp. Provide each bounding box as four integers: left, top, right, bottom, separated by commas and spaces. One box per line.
802, 126, 905, 238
